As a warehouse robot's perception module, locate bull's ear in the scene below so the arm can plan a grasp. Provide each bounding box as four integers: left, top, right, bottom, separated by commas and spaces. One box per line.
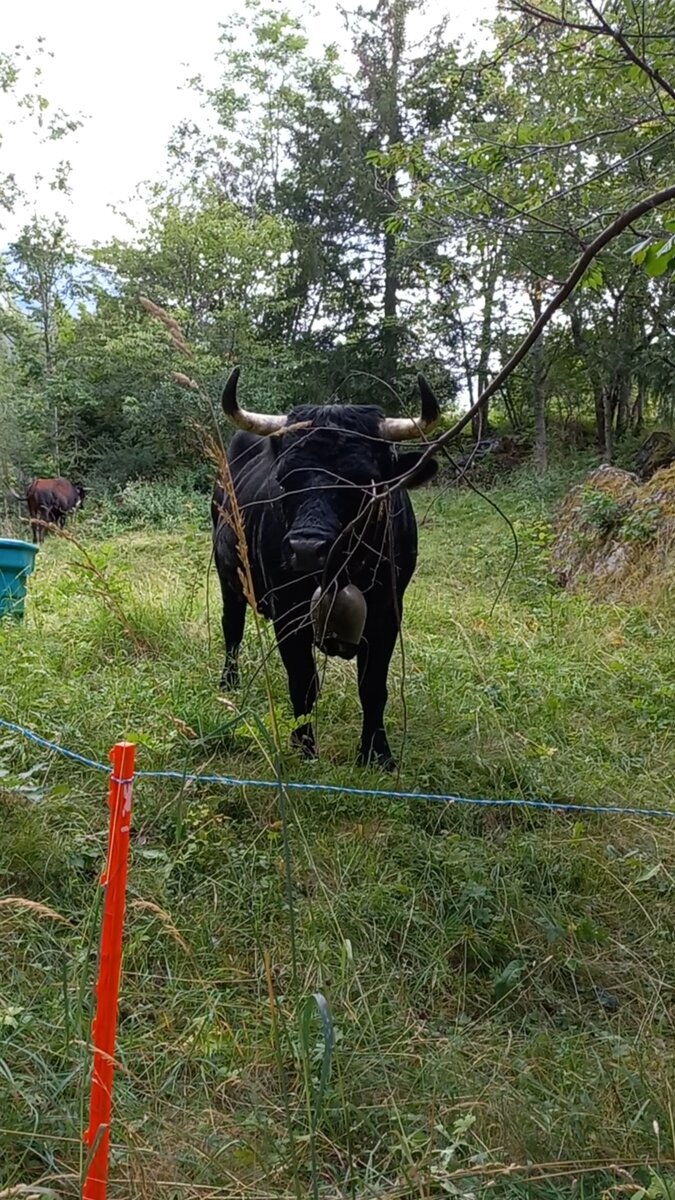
394, 451, 438, 489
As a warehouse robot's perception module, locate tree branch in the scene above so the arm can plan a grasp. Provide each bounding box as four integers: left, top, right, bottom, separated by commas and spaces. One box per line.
513, 0, 675, 109
585, 0, 675, 106
510, 0, 601, 36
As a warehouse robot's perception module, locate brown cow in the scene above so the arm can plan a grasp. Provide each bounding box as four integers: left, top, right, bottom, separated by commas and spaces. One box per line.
20, 478, 86, 543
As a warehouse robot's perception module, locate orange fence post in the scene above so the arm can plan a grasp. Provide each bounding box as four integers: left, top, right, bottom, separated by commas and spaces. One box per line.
83, 741, 136, 1200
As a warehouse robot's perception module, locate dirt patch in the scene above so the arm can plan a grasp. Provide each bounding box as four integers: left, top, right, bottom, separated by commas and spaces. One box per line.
551, 463, 675, 599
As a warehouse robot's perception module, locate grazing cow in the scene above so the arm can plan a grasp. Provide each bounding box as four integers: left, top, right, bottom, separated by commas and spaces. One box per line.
212, 368, 440, 768
23, 478, 86, 543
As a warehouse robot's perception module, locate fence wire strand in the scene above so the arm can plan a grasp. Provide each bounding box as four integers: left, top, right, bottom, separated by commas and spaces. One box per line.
1, 715, 674, 821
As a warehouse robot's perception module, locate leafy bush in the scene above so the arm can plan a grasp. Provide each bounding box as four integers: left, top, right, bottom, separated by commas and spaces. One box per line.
621, 503, 660, 544
580, 486, 629, 536
579, 487, 659, 546
91, 479, 211, 533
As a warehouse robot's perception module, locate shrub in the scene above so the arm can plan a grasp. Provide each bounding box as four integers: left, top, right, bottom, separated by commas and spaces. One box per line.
621, 504, 660, 545
580, 486, 628, 536
91, 479, 211, 533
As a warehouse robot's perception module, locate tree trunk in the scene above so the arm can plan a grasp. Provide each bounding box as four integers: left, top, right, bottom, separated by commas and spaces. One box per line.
380, 0, 405, 395
615, 374, 631, 440
593, 387, 605, 450
472, 247, 501, 437
502, 385, 520, 431
382, 226, 399, 390
456, 311, 475, 408
602, 388, 614, 464
54, 404, 61, 475
40, 295, 53, 374
531, 287, 547, 475
632, 382, 646, 434
570, 302, 606, 450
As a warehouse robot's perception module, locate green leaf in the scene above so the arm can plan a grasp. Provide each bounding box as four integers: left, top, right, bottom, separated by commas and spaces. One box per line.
645, 255, 671, 278
629, 236, 653, 265
643, 241, 675, 277
492, 960, 524, 1000
656, 234, 675, 259
299, 991, 335, 1125
636, 863, 661, 883
580, 262, 604, 292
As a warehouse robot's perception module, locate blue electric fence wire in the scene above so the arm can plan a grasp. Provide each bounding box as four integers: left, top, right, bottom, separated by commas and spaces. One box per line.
1, 714, 673, 821
0, 717, 110, 773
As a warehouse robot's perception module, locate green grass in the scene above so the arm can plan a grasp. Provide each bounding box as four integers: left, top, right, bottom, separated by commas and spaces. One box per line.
1, 465, 675, 1199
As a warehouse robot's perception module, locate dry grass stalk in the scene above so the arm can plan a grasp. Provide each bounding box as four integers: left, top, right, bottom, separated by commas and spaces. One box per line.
21, 517, 146, 649
202, 426, 291, 775
74, 1039, 130, 1074
0, 1187, 58, 1198
139, 295, 192, 357
148, 337, 288, 768
39, 523, 148, 652
170, 716, 198, 739
204, 431, 258, 613
130, 898, 191, 953
172, 371, 200, 391
0, 897, 69, 923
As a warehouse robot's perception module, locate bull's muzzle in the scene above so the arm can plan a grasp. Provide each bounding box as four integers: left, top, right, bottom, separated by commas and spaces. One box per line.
286, 535, 332, 573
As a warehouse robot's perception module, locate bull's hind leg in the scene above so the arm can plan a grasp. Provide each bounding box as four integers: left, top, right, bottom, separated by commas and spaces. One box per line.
220, 587, 247, 690
273, 617, 319, 759
356, 611, 398, 770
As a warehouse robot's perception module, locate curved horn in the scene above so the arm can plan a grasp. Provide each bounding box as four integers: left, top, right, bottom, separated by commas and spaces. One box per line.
378, 374, 441, 441
221, 367, 286, 435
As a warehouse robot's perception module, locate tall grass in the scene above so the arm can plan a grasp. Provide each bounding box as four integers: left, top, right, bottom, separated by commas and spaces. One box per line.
1, 466, 675, 1198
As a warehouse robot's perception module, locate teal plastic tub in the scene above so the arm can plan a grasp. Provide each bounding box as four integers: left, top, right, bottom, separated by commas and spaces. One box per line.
0, 538, 39, 619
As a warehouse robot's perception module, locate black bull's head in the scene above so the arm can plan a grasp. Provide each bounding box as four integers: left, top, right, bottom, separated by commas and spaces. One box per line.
221, 367, 441, 575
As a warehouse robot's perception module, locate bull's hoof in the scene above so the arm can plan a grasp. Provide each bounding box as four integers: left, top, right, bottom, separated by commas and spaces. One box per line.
357, 745, 397, 773
220, 667, 240, 690
291, 727, 317, 760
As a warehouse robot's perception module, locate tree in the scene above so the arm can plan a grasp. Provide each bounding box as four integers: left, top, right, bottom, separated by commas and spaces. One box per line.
4, 218, 82, 372
0, 41, 81, 227
167, 0, 454, 411
7, 1, 675, 495
369, 0, 675, 459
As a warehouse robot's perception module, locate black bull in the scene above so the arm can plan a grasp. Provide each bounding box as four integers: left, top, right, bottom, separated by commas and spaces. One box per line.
212, 369, 441, 768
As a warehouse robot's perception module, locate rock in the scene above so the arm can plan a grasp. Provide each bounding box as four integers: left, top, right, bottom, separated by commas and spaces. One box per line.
600, 544, 628, 577
550, 466, 639, 591
550, 462, 675, 599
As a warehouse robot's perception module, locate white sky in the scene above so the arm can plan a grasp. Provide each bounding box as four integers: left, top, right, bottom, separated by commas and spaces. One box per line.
2, 0, 495, 248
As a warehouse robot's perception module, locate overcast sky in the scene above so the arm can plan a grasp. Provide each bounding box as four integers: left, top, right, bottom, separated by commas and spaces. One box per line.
2, 0, 495, 247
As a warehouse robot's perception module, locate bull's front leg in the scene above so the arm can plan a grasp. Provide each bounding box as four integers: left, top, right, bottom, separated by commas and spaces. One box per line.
273, 616, 319, 758
356, 610, 399, 770
220, 588, 247, 690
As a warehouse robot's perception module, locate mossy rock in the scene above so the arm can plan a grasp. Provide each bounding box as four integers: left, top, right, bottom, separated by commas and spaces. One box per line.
551, 463, 675, 598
